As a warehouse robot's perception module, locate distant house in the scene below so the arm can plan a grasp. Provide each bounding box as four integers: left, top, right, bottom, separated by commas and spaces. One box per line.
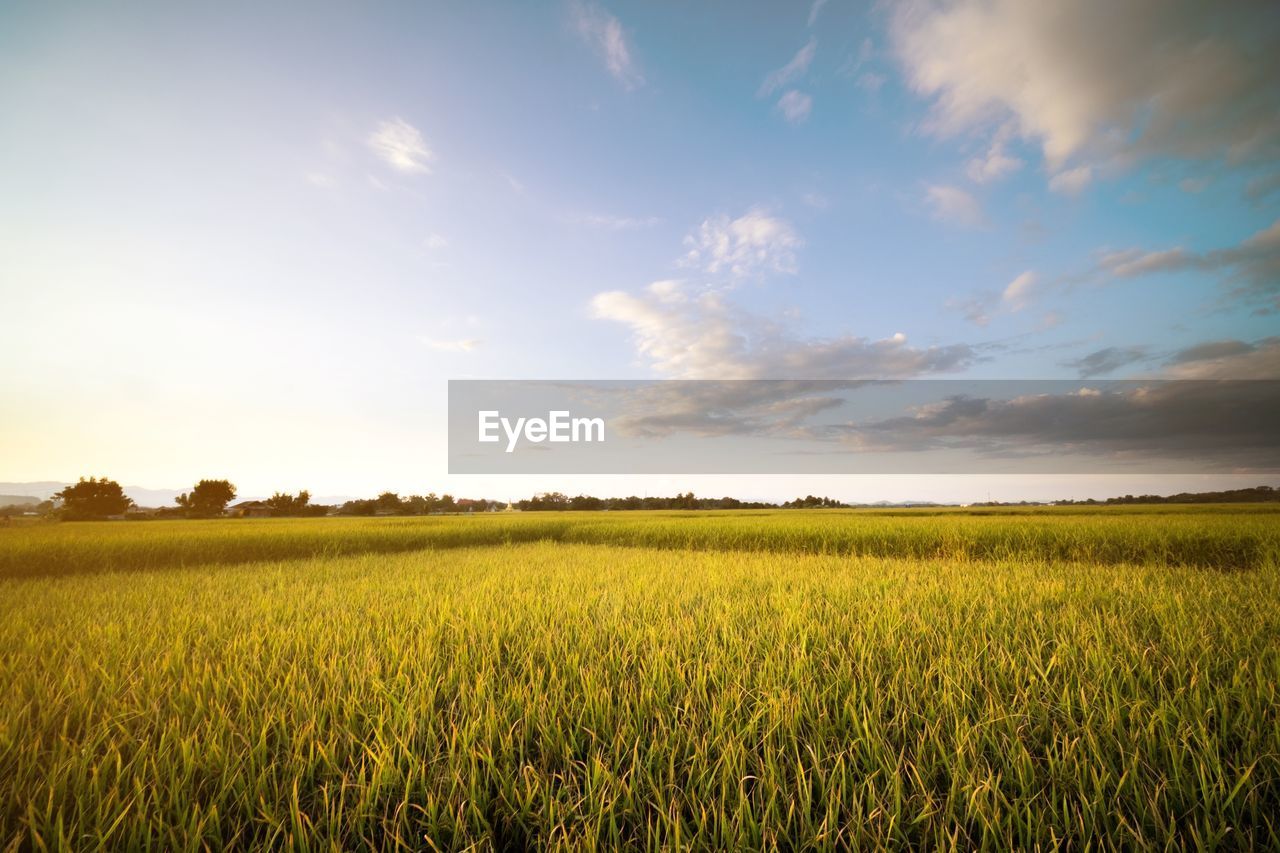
226, 500, 272, 518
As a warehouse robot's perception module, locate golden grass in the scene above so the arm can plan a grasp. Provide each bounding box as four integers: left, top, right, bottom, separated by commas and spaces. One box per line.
1, 510, 1278, 848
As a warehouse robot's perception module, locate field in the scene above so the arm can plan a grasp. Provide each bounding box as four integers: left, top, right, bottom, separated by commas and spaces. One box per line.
2, 508, 1279, 849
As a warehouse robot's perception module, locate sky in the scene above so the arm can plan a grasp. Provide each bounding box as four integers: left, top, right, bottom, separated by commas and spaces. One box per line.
1, 0, 1278, 503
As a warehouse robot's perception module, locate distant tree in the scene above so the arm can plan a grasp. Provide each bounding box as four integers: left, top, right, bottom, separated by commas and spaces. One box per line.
266, 492, 292, 515
177, 479, 237, 517
570, 494, 603, 511
530, 492, 569, 511
375, 492, 403, 513
340, 499, 377, 516
1071, 485, 1280, 506
782, 495, 847, 509
266, 490, 312, 517
55, 477, 134, 520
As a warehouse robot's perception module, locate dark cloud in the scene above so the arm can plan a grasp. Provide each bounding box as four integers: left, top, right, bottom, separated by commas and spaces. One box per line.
1245, 172, 1280, 204
601, 379, 1280, 470
1167, 339, 1257, 364
607, 380, 861, 438
1063, 346, 1149, 377
1164, 337, 1280, 378
1095, 219, 1280, 313
455, 379, 1280, 474
832, 382, 1280, 469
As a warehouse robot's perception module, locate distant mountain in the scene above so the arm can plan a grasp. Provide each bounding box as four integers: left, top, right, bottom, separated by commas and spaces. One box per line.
0, 482, 183, 508
0, 482, 67, 501
0, 494, 40, 506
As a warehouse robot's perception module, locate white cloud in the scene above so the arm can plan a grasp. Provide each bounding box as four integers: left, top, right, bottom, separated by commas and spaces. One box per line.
839, 37, 876, 78
924, 184, 984, 227
1048, 165, 1092, 195
801, 191, 829, 209
950, 269, 1045, 323
591, 201, 982, 381
424, 233, 449, 250
967, 149, 1021, 183
368, 118, 434, 174
420, 337, 481, 353
1039, 311, 1064, 330
682, 207, 804, 279
591, 280, 977, 379
578, 214, 663, 230
759, 38, 817, 97
1096, 248, 1192, 279
808, 0, 830, 27
966, 125, 1022, 183
948, 293, 994, 326
570, 0, 644, 90
891, 0, 1280, 189
855, 72, 886, 93
776, 90, 813, 124
1002, 270, 1038, 309
502, 173, 526, 194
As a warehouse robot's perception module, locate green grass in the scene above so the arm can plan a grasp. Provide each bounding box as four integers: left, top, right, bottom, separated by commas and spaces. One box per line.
2, 509, 1278, 849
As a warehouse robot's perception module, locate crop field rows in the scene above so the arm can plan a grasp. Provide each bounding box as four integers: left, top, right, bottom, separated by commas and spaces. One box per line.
2, 509, 1278, 849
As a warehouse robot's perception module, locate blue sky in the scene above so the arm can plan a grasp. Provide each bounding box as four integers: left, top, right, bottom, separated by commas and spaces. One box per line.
2, 0, 1278, 501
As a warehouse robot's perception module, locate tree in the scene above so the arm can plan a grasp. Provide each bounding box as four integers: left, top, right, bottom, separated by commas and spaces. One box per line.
55, 477, 134, 520
570, 494, 603, 511
177, 479, 237, 517
339, 499, 377, 516
266, 490, 312, 516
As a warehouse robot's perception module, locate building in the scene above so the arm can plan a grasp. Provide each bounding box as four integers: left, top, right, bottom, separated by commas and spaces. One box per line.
225, 500, 272, 518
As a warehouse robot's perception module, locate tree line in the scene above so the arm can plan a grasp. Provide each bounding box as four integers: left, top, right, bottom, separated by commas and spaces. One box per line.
1053, 485, 1279, 505
29, 478, 500, 520
29, 478, 852, 520
512, 492, 847, 511
29, 476, 1275, 522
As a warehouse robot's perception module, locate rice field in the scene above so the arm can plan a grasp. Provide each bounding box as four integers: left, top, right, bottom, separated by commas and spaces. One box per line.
2, 508, 1278, 849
